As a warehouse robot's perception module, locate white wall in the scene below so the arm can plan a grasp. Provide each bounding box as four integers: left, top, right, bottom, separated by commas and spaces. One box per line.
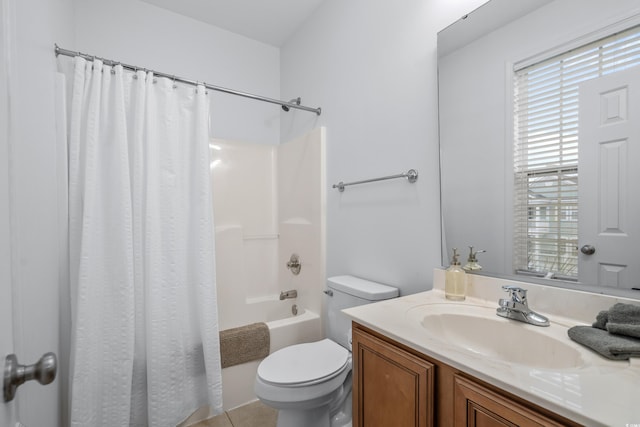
73, 0, 282, 146
439, 0, 640, 275
280, 0, 487, 295
2, 0, 492, 423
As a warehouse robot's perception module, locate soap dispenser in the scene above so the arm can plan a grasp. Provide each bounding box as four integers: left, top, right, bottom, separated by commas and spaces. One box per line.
445, 248, 467, 301
463, 246, 485, 271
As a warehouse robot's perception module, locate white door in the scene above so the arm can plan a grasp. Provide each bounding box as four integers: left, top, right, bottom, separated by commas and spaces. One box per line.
0, 0, 18, 421
1, 0, 59, 424
0, 177, 17, 425
578, 66, 640, 289
0, 136, 17, 426
0, 170, 17, 412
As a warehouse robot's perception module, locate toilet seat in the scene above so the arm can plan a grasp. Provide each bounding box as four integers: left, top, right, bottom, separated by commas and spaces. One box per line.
255, 276, 399, 426
257, 339, 349, 387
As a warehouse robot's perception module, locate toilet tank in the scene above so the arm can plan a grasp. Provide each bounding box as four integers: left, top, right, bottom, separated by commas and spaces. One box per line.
326, 275, 399, 350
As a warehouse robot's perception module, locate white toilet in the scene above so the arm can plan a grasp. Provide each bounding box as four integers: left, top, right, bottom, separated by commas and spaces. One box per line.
255, 275, 399, 427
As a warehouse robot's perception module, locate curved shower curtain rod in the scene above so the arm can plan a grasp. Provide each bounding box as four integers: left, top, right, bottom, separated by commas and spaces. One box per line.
54, 44, 322, 116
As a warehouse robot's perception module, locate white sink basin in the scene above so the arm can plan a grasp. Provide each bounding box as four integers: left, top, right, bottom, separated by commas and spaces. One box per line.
406, 303, 585, 369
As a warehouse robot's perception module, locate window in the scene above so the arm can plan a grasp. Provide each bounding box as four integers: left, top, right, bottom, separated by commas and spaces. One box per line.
513, 25, 640, 280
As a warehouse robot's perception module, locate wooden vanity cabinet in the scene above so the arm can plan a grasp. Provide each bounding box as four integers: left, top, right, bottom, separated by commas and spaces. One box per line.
453, 375, 568, 427
352, 323, 582, 427
352, 326, 435, 427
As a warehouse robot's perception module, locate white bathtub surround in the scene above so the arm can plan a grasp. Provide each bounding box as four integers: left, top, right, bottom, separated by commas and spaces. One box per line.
344, 269, 640, 427
211, 128, 326, 410
277, 128, 327, 325
65, 58, 222, 426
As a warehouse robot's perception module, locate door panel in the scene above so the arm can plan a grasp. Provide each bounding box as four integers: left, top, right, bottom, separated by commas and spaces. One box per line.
352, 327, 434, 427
1, 0, 18, 422
453, 375, 565, 427
1, 170, 17, 425
2, 0, 61, 424
578, 66, 640, 289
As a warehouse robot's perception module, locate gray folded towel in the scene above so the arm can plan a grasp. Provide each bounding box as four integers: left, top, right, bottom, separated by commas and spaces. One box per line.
606, 303, 640, 339
219, 322, 270, 368
568, 325, 640, 360
592, 310, 608, 330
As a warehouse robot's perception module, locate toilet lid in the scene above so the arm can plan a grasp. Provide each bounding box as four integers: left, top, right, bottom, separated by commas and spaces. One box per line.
258, 339, 349, 386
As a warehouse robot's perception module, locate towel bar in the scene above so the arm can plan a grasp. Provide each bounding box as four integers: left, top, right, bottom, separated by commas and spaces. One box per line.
333, 169, 418, 192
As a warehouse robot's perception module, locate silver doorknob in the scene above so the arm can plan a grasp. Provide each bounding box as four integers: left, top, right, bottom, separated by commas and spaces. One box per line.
3, 352, 57, 402
580, 245, 596, 255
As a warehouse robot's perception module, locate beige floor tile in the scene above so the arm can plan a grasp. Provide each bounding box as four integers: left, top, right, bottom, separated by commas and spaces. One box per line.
226, 400, 277, 427
189, 412, 233, 427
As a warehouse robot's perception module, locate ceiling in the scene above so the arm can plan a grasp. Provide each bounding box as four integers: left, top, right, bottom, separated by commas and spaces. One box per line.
140, 0, 326, 47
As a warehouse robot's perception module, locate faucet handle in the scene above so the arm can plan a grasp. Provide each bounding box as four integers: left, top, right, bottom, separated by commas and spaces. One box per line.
501, 285, 527, 304
466, 246, 486, 262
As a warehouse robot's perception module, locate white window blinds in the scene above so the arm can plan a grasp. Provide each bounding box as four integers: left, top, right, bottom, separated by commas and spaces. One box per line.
513, 25, 640, 279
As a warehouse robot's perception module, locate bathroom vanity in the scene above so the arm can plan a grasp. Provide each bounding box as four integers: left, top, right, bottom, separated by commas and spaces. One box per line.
352, 324, 578, 426
344, 270, 640, 427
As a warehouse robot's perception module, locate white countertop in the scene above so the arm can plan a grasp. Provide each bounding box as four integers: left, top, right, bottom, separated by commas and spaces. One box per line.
343, 270, 640, 427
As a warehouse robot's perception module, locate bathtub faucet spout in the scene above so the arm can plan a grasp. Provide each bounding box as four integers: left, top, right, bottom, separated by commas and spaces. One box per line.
279, 290, 298, 300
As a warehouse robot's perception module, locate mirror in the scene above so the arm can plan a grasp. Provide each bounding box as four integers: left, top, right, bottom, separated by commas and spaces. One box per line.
438, 0, 640, 297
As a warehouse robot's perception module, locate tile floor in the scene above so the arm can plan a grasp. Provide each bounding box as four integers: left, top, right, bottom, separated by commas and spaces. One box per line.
190, 400, 277, 427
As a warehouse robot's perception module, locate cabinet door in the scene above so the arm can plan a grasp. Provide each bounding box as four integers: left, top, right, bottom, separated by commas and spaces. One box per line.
352, 327, 434, 427
453, 375, 566, 427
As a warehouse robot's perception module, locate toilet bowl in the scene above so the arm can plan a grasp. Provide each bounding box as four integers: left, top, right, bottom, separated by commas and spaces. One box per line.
255, 339, 352, 427
255, 275, 398, 427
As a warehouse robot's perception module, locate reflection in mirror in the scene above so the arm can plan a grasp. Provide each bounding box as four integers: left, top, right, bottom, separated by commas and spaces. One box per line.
438, 0, 640, 297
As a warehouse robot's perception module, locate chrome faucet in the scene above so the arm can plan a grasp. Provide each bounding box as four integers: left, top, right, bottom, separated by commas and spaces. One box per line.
279, 289, 298, 300
496, 285, 549, 327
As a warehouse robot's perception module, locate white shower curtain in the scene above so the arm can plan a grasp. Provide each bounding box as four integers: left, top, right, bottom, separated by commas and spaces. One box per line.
66, 56, 222, 427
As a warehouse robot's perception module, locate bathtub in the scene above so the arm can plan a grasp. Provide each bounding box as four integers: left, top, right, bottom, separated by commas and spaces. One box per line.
219, 293, 323, 353
180, 305, 322, 426
221, 303, 322, 411
267, 307, 321, 354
